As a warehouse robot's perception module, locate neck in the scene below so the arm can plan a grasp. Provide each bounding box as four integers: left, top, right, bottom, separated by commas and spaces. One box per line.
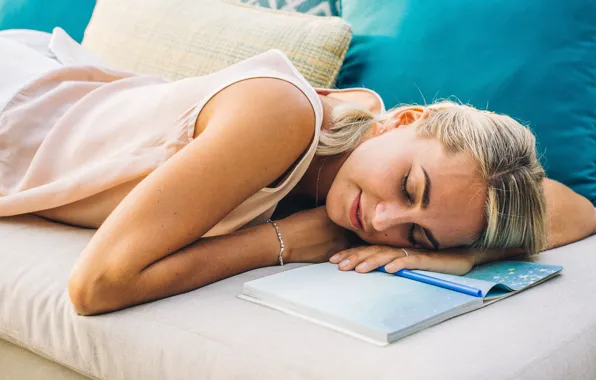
293, 153, 349, 204
290, 95, 350, 204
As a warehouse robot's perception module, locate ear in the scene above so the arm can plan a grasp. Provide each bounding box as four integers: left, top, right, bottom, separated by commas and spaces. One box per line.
370, 106, 430, 136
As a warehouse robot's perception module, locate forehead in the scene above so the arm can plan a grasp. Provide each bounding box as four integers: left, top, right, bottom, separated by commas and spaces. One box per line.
415, 137, 487, 247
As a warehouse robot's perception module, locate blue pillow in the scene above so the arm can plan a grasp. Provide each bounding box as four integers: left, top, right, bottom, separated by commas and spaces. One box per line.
338, 0, 596, 204
0, 0, 95, 42
237, 0, 339, 16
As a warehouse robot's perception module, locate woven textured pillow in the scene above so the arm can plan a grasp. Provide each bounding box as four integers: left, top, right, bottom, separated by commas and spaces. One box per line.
82, 0, 351, 88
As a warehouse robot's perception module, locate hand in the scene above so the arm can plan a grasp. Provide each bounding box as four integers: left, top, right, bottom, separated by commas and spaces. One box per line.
279, 206, 360, 264
329, 245, 477, 276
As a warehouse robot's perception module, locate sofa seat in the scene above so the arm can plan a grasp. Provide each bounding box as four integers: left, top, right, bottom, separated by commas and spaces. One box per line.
1, 214, 596, 380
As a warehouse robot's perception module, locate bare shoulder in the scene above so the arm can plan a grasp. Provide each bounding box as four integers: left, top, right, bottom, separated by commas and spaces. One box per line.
194, 77, 316, 146
192, 77, 317, 191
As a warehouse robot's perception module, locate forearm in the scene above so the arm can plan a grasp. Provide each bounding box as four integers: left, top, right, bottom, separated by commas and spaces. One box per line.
542, 178, 595, 249
71, 222, 285, 315
71, 206, 352, 316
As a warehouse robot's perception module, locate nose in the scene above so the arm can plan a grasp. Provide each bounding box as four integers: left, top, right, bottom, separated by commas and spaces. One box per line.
372, 201, 412, 231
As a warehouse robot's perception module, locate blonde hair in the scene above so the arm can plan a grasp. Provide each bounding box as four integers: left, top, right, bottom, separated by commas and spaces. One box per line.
317, 100, 547, 255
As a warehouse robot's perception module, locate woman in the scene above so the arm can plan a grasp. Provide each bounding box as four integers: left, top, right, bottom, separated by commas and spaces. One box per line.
1, 29, 595, 316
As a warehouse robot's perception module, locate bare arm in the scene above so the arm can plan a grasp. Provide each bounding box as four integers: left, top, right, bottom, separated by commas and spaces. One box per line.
541, 178, 596, 248
71, 208, 350, 316
68, 78, 318, 315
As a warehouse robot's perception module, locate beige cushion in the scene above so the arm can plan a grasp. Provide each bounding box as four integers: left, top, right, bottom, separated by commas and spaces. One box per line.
0, 339, 89, 380
81, 0, 352, 88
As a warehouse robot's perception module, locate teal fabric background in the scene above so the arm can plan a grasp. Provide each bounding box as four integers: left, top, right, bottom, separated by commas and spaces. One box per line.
338, 0, 596, 204
237, 0, 339, 16
0, 0, 95, 42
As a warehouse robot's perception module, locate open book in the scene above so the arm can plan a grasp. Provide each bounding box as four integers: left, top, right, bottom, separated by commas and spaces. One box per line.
238, 261, 562, 346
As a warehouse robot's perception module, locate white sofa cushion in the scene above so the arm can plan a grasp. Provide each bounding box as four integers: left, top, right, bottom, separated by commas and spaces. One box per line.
1, 214, 596, 380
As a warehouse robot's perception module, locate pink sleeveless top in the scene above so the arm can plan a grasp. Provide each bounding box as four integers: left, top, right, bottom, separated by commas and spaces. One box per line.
0, 30, 325, 237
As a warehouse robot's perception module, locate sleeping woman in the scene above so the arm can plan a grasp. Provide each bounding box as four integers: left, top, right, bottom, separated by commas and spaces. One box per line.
1, 29, 595, 316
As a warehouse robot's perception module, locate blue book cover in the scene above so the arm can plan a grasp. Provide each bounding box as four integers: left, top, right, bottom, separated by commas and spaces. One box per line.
239, 261, 562, 345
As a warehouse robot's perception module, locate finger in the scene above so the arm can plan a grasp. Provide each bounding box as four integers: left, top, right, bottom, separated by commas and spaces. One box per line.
334, 246, 386, 271
383, 253, 427, 273
329, 245, 380, 264
383, 251, 474, 275
328, 246, 364, 264
341, 246, 407, 272
340, 245, 395, 273
353, 249, 407, 273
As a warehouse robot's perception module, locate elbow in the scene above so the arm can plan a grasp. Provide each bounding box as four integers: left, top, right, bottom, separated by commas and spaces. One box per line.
68, 269, 129, 316
68, 275, 96, 316
593, 207, 596, 235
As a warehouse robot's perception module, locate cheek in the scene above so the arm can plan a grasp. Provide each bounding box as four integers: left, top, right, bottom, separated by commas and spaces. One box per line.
325, 178, 350, 225
356, 227, 412, 248
340, 134, 408, 182
326, 159, 361, 207
347, 161, 402, 197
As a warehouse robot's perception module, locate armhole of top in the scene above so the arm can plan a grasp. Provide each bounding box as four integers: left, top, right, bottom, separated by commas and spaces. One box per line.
185, 61, 323, 192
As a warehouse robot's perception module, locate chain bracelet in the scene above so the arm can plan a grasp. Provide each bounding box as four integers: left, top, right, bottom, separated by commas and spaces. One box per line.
265, 219, 285, 266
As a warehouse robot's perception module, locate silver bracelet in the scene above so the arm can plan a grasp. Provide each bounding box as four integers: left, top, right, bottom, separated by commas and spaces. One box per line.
265, 218, 285, 266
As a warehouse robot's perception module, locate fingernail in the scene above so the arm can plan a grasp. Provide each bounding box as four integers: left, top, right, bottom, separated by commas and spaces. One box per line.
330, 254, 340, 263
356, 262, 368, 271
385, 263, 395, 271
339, 259, 350, 267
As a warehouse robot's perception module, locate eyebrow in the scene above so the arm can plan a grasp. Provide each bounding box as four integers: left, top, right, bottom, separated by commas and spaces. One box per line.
421, 166, 431, 209
420, 166, 440, 250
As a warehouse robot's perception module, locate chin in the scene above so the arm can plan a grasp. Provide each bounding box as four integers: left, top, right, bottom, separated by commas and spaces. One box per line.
325, 190, 355, 232
324, 201, 342, 227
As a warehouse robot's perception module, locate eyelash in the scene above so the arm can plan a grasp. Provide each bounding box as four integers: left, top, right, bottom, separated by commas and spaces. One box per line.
401, 172, 413, 204
407, 224, 417, 247
401, 171, 418, 247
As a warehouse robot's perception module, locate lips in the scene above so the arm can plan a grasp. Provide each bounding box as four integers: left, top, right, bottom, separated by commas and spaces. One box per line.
350, 192, 364, 231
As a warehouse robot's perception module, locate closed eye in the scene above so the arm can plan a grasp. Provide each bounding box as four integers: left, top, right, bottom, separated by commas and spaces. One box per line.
402, 170, 418, 246
401, 170, 413, 204
407, 223, 418, 247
